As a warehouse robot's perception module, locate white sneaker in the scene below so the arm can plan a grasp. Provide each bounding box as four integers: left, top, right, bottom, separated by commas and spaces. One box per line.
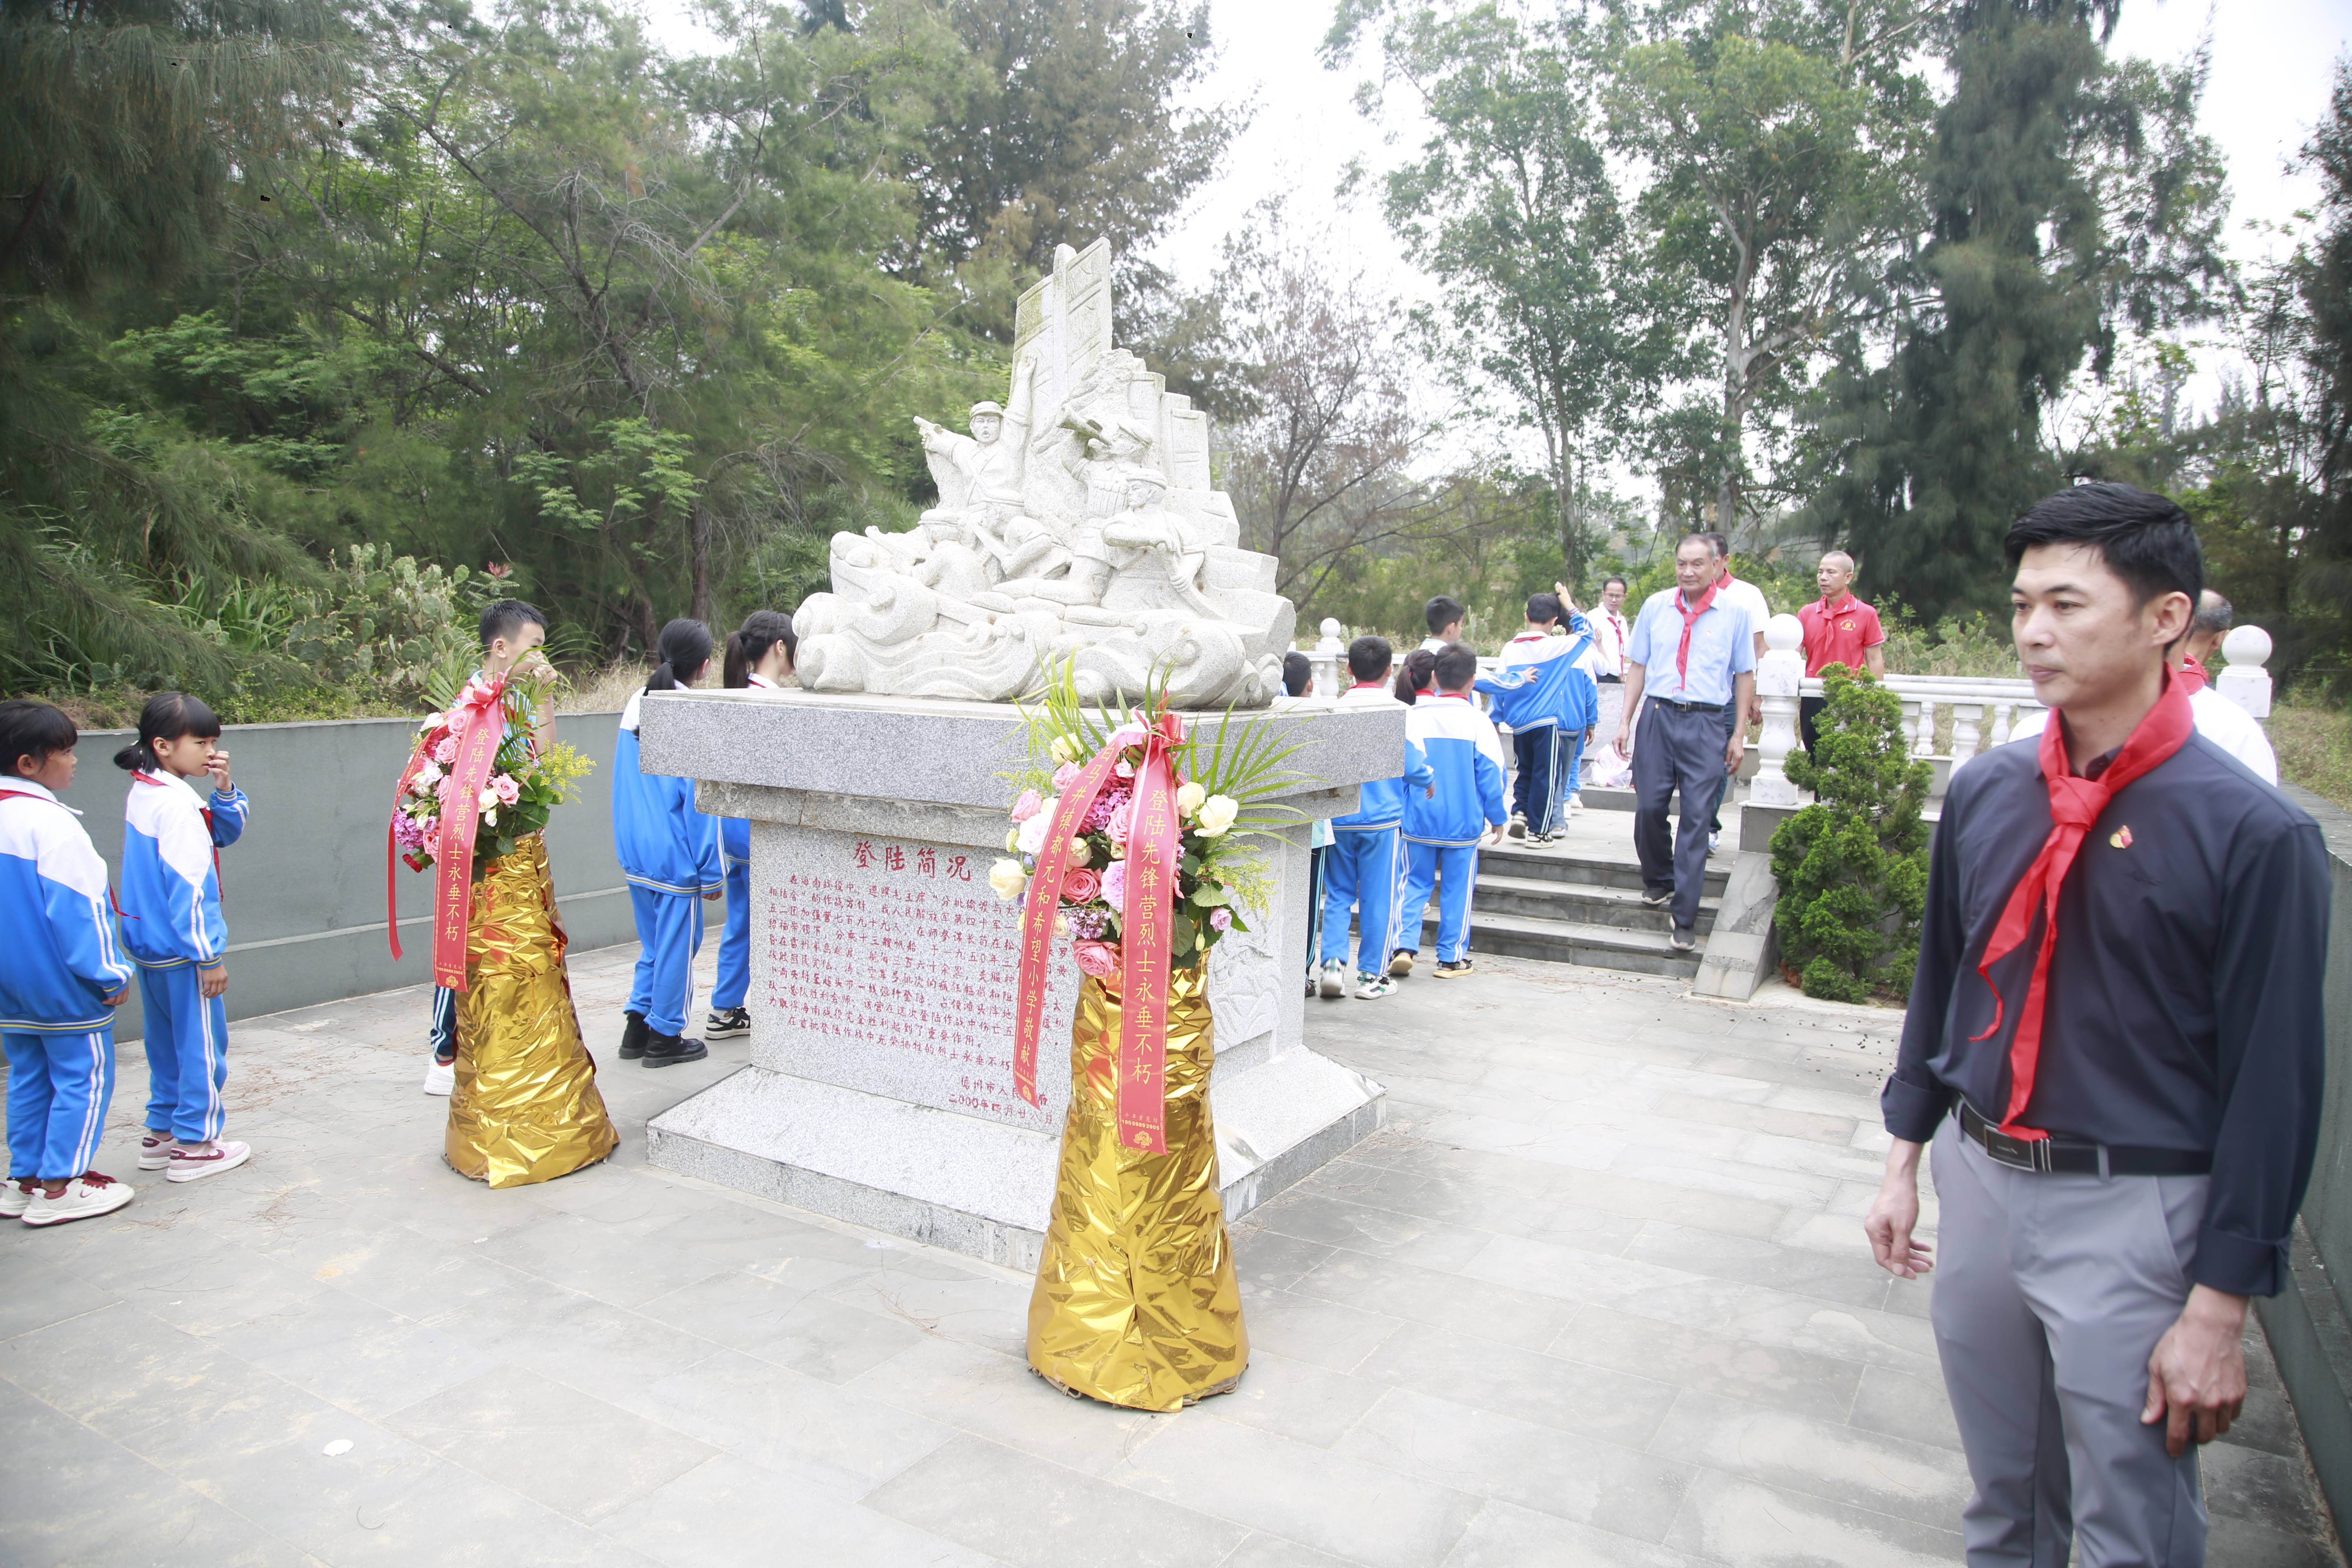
166, 1140, 252, 1184
1566, 793, 1585, 815
138, 1131, 174, 1171
1506, 814, 1529, 841
1708, 832, 1722, 855
1355, 973, 1396, 1000
0, 1176, 34, 1218
1318, 958, 1348, 1000
22, 1172, 134, 1227
423, 1058, 455, 1096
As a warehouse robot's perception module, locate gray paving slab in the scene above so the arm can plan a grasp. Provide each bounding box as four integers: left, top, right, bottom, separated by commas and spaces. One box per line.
0, 938, 2340, 1567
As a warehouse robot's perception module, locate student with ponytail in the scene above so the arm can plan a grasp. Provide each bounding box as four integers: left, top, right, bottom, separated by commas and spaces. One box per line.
116, 693, 253, 1183
706, 610, 795, 1040
612, 619, 724, 1067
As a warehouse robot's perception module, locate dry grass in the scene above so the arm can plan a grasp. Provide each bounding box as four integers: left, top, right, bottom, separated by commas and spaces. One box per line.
555, 661, 648, 715
2272, 698, 2352, 812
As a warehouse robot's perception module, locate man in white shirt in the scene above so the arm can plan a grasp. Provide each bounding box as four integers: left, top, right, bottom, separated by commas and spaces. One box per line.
1701, 533, 1772, 845
1559, 577, 1632, 790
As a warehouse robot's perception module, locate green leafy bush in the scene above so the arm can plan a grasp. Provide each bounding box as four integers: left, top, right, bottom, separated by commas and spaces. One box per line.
1770, 667, 1932, 1002
284, 546, 485, 707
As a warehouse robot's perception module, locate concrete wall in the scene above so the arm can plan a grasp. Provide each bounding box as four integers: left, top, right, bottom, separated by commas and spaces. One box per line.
51, 712, 706, 1040
2259, 784, 2352, 1542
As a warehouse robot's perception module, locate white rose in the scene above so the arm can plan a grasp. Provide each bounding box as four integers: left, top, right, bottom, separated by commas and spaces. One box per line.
1069, 838, 1091, 868
1195, 794, 1240, 837
988, 858, 1028, 901
1015, 805, 1057, 857
478, 786, 499, 811
1005, 829, 1020, 853
1176, 780, 1207, 819
1049, 735, 1077, 764
480, 806, 498, 827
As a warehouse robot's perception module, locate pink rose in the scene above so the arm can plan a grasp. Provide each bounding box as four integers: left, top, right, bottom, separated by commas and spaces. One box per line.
1051, 762, 1082, 793
1010, 788, 1043, 824
492, 773, 520, 805
1099, 858, 1126, 913
1106, 801, 1134, 845
1062, 867, 1102, 904
1210, 907, 1232, 931
1073, 940, 1120, 978
433, 736, 458, 764
435, 775, 460, 804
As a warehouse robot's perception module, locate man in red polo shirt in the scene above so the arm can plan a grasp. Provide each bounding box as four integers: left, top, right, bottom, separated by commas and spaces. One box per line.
1797, 550, 1886, 752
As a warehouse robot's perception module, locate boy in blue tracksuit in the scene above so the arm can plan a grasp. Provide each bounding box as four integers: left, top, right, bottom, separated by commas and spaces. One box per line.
116, 693, 253, 1184
614, 618, 724, 1067
1, 702, 138, 1227
1476, 592, 1601, 844
1396, 644, 1510, 978
1318, 636, 1432, 1002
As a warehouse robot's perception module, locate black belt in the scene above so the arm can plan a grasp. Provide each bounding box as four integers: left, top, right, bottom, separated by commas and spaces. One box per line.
1959, 1102, 2211, 1177
1651, 697, 1722, 714
1598, 675, 1623, 684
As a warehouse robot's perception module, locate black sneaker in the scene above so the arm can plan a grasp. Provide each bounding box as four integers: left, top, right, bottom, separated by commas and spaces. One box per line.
641, 1031, 709, 1068
1669, 927, 1698, 953
618, 1010, 651, 1060
1640, 889, 1673, 909
705, 1007, 751, 1040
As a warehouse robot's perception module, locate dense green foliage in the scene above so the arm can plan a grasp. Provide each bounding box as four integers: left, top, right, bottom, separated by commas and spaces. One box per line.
1771, 667, 1931, 1002
0, 0, 1234, 702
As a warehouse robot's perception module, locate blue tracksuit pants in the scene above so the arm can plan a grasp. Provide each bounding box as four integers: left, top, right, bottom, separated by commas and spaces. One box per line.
429, 985, 456, 1061
1319, 826, 1407, 976
712, 860, 752, 1012
1512, 725, 1577, 837
4, 1029, 116, 1180
136, 962, 229, 1142
628, 885, 705, 1037
1402, 842, 1479, 964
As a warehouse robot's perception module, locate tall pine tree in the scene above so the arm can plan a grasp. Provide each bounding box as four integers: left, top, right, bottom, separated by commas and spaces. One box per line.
1806, 0, 2226, 621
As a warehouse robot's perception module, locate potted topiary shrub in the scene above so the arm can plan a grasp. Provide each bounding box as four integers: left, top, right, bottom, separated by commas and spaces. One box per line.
1769, 665, 1932, 1002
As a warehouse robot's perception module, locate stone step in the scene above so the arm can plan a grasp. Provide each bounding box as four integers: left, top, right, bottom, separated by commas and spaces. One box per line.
1423, 906, 1704, 981
1469, 873, 1720, 936
1479, 843, 1731, 898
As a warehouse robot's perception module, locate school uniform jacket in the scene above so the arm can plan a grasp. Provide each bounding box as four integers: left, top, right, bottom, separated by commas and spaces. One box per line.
1404, 696, 1510, 847
614, 689, 724, 898
1477, 622, 1601, 735
1330, 684, 1432, 832
120, 771, 248, 967
0, 781, 133, 1033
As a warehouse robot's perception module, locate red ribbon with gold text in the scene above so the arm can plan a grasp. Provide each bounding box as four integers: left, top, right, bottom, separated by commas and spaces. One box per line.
1967, 672, 2194, 1138
385, 676, 509, 991
1114, 712, 1187, 1155
1011, 737, 1127, 1110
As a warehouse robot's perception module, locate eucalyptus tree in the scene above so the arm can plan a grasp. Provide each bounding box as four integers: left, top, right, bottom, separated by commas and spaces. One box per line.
1605, 0, 1935, 535
1326, 0, 1680, 587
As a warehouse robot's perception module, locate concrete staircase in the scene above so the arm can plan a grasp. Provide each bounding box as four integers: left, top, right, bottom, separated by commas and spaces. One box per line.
1419, 837, 1729, 982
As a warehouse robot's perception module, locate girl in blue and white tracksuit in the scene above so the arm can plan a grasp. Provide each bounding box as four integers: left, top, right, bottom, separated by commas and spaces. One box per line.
614, 619, 724, 1067
1476, 596, 1602, 841
0, 701, 137, 1224
707, 610, 796, 1040
1400, 671, 1510, 973
1318, 641, 1432, 999
116, 693, 252, 1182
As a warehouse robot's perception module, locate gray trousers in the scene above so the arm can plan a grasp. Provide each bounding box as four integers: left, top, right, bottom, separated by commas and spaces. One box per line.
1929, 1116, 2210, 1566
1631, 701, 1728, 931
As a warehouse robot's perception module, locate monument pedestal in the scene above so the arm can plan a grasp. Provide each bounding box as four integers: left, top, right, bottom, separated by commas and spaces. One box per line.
635, 690, 1402, 1269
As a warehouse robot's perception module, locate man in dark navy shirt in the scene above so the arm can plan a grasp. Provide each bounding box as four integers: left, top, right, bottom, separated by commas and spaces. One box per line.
1864, 484, 2328, 1568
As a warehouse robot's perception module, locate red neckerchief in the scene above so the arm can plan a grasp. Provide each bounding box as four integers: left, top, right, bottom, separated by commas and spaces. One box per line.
2178, 654, 2208, 693
1673, 581, 1721, 687
1440, 690, 1473, 702
1347, 681, 1388, 693
134, 770, 222, 884
1969, 671, 2195, 1138
1815, 591, 1853, 617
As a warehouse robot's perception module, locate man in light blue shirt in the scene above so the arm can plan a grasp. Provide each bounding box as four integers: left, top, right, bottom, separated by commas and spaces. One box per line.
1614, 535, 1757, 947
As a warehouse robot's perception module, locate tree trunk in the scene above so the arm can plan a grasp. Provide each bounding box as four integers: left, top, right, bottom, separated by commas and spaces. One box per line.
688, 496, 713, 624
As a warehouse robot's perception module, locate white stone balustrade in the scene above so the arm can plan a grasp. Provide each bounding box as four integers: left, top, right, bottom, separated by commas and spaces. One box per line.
1749, 614, 1805, 808
2218, 624, 2273, 721
1801, 672, 2043, 797
1310, 617, 1345, 702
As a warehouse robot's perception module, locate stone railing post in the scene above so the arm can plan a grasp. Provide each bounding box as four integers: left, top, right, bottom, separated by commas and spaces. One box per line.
1310, 617, 1345, 702
1951, 702, 1984, 766
2217, 624, 2273, 725
1750, 614, 1805, 807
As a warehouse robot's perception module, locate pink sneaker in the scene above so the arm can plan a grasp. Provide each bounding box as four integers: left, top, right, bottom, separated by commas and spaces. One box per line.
138, 1131, 174, 1172
166, 1140, 252, 1184
22, 1172, 135, 1227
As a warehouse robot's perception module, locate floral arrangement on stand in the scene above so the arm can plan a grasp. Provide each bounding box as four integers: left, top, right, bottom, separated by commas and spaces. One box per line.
989, 672, 1302, 978
392, 676, 592, 878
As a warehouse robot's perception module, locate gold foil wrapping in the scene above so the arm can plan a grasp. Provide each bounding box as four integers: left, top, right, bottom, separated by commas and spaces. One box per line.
445, 835, 619, 1188
1027, 964, 1247, 1411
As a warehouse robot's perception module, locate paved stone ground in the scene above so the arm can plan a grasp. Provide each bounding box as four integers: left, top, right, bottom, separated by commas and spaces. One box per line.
2, 942, 2340, 1567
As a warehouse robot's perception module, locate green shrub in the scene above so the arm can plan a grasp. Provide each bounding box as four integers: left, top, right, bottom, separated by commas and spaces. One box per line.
1770, 666, 1932, 1002
284, 545, 486, 708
